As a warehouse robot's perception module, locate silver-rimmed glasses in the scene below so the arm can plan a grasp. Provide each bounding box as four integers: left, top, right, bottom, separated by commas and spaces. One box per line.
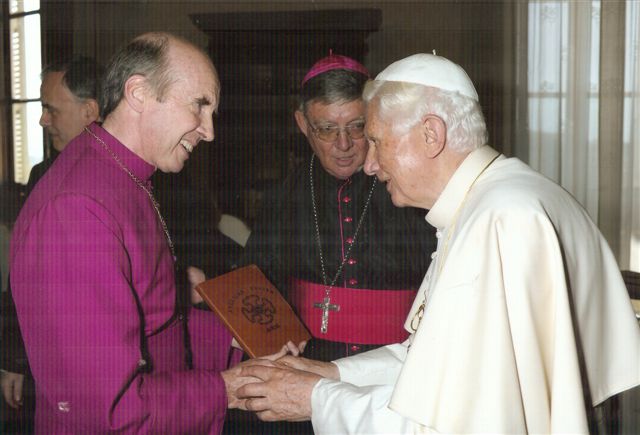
305, 116, 366, 142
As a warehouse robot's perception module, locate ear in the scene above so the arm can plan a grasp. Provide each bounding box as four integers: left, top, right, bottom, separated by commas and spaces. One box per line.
83, 99, 100, 123
122, 74, 148, 114
294, 110, 310, 138
422, 114, 447, 158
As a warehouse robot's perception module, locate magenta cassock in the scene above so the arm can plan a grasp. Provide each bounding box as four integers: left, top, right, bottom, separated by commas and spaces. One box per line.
10, 123, 241, 434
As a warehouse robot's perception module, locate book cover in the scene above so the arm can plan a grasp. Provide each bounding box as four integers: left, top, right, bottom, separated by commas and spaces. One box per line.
195, 264, 311, 357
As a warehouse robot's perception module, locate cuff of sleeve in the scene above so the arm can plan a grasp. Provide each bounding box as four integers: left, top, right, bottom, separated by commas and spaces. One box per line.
0, 358, 29, 374
310, 378, 343, 434
311, 378, 414, 434
188, 308, 234, 371
145, 369, 228, 433
334, 343, 407, 387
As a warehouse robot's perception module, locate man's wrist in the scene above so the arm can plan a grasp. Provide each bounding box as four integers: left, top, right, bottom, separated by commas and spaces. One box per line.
325, 362, 340, 380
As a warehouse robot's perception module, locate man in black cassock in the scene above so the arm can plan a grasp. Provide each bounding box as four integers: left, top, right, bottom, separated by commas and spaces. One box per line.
243, 53, 437, 362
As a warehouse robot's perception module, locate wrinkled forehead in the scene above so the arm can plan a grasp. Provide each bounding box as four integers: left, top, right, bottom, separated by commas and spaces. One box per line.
41, 71, 78, 103
365, 99, 395, 137
364, 98, 383, 123
364, 110, 380, 135
169, 46, 220, 99
41, 71, 65, 92
168, 39, 216, 71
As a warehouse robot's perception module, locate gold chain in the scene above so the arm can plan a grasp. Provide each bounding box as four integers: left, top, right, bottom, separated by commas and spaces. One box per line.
309, 154, 377, 333
84, 127, 176, 259
310, 154, 376, 291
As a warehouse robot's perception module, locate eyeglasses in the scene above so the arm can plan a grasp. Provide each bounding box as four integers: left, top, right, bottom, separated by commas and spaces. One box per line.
305, 116, 366, 142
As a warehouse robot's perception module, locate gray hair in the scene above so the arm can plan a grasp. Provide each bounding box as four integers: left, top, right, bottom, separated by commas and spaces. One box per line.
42, 55, 103, 102
363, 80, 488, 152
100, 33, 180, 119
298, 69, 368, 113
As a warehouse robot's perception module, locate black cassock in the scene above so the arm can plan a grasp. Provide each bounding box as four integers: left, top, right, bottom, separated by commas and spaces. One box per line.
243, 155, 437, 361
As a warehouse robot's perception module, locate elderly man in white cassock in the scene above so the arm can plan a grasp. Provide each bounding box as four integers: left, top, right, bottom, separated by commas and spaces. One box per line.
236, 53, 640, 434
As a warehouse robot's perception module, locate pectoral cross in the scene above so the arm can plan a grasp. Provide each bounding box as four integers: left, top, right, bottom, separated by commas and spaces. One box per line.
313, 296, 340, 334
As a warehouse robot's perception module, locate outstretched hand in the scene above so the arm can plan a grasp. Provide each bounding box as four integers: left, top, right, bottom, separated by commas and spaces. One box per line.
221, 359, 268, 409
275, 355, 339, 380
236, 363, 320, 421
186, 266, 206, 304
229, 339, 307, 357
273, 340, 307, 358
223, 339, 308, 409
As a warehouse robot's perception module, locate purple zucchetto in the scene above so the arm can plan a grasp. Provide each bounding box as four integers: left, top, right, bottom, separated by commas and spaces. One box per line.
301, 50, 370, 86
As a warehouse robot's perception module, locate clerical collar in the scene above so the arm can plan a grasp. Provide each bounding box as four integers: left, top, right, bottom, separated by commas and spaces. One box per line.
426, 145, 502, 230
314, 162, 367, 187
87, 122, 156, 182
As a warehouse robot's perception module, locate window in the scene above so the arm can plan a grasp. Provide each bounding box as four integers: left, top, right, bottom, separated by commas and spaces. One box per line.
518, 0, 640, 271
526, 0, 601, 220
8, 0, 42, 184
621, 0, 640, 270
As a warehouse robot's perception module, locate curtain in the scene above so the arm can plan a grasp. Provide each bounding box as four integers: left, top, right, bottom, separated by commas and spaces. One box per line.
517, 0, 639, 272
525, 0, 600, 220
621, 0, 640, 271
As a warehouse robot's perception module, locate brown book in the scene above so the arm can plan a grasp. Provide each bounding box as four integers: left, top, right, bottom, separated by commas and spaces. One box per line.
195, 264, 311, 358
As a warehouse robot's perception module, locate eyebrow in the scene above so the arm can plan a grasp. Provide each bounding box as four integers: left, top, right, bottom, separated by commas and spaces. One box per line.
195, 96, 212, 106
315, 117, 366, 127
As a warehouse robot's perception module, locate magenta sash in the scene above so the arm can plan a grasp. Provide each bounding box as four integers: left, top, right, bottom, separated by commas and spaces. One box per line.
289, 277, 415, 344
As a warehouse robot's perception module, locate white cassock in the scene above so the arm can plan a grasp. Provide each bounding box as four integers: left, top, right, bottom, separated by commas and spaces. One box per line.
310, 146, 640, 434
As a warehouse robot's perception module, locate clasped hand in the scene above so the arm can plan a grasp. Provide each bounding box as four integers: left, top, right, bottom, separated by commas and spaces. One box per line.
233, 355, 339, 422
188, 268, 338, 421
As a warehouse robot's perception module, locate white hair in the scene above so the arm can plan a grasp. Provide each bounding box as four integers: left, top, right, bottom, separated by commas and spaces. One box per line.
363, 80, 488, 153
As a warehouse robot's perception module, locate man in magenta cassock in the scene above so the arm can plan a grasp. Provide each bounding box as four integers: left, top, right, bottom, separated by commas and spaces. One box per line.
9, 32, 258, 433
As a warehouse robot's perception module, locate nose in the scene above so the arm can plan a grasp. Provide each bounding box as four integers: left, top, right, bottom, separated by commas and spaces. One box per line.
334, 129, 352, 151
197, 112, 215, 142
39, 109, 50, 128
364, 144, 379, 176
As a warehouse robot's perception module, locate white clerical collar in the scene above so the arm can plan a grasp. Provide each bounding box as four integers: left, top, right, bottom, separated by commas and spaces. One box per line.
426, 145, 501, 229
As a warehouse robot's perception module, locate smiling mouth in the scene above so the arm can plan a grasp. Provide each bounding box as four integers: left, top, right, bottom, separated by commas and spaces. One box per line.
180, 140, 194, 153
335, 156, 354, 165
